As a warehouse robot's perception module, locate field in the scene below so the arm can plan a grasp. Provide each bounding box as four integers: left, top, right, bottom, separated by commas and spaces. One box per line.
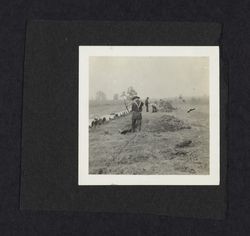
89, 100, 126, 119
89, 98, 209, 175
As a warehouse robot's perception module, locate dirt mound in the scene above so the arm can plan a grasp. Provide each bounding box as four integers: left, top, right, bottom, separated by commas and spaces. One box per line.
158, 100, 176, 112
148, 115, 191, 132
176, 140, 192, 148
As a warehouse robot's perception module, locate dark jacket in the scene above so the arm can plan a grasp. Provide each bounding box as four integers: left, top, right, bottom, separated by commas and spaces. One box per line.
132, 100, 144, 112
131, 100, 144, 120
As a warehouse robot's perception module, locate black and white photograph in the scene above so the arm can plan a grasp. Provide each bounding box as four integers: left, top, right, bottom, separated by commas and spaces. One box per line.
78, 46, 220, 185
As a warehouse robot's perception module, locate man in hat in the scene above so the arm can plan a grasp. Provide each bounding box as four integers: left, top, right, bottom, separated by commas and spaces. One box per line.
131, 96, 144, 132
145, 97, 149, 112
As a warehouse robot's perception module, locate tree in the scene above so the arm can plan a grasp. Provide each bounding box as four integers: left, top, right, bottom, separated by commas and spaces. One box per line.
120, 91, 126, 100
126, 86, 137, 100
95, 91, 107, 101
113, 93, 119, 100
120, 87, 138, 101
120, 87, 138, 112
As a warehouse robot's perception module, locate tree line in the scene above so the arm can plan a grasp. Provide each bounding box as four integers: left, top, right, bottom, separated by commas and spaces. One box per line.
95, 86, 138, 101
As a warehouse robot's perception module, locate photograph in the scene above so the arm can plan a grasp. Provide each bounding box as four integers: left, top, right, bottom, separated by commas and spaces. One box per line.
78, 46, 220, 185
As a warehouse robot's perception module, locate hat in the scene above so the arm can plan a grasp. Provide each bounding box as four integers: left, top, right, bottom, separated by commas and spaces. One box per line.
132, 96, 140, 100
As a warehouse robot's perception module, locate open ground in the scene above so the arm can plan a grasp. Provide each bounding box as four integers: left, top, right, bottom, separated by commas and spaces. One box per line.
89, 99, 209, 175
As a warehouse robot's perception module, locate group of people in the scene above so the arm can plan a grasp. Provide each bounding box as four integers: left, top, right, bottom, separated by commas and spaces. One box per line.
131, 96, 158, 132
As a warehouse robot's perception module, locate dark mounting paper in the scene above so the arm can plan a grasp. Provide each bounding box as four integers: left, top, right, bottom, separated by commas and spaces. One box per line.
20, 21, 227, 219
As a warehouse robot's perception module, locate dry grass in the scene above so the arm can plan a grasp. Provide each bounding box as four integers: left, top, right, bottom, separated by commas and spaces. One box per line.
89, 100, 209, 175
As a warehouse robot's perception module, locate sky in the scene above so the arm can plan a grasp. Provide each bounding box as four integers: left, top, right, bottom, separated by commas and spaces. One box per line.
89, 56, 209, 100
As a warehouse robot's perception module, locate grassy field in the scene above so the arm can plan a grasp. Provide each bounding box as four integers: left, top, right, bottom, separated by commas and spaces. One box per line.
89, 100, 127, 118
89, 99, 209, 175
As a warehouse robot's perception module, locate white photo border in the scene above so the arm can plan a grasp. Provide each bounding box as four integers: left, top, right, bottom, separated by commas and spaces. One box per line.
78, 46, 220, 185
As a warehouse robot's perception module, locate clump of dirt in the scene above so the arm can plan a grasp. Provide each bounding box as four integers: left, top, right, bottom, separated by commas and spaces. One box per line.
172, 150, 188, 155
158, 100, 177, 112
176, 140, 192, 148
90, 167, 108, 174
117, 151, 156, 165
104, 130, 110, 135
148, 115, 191, 132
174, 164, 196, 174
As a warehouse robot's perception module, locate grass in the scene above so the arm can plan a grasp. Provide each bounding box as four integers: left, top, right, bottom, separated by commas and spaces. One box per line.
88, 99, 209, 175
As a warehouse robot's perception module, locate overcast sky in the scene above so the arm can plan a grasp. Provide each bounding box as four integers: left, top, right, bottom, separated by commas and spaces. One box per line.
89, 57, 209, 100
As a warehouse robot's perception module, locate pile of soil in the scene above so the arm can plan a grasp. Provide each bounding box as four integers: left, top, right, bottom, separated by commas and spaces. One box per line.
158, 100, 176, 112
148, 115, 191, 132
176, 140, 192, 148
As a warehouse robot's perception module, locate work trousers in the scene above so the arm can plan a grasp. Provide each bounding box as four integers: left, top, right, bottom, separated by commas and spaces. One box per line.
132, 118, 141, 132
132, 111, 142, 132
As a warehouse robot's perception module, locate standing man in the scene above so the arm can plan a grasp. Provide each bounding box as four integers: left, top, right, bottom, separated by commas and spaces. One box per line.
145, 97, 149, 112
131, 96, 144, 132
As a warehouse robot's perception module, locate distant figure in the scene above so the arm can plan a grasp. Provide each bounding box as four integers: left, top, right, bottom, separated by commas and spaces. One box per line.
152, 103, 158, 113
145, 97, 149, 112
131, 96, 144, 132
